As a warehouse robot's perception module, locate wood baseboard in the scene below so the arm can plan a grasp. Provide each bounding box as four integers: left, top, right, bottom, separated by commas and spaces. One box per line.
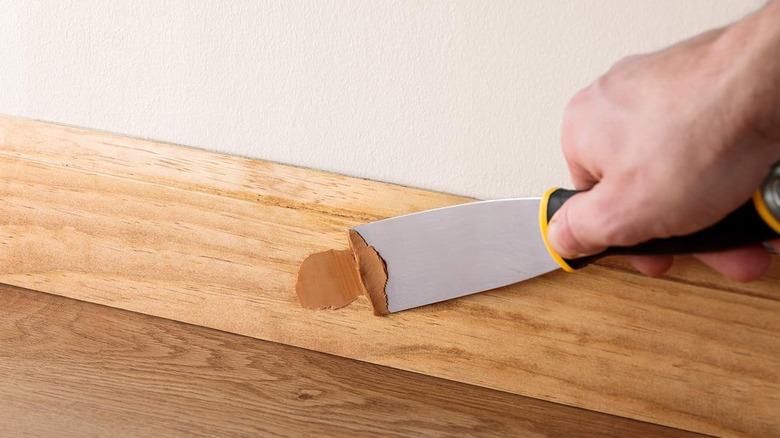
1, 114, 778, 436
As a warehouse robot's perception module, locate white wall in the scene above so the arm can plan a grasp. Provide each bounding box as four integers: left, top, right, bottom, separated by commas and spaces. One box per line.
0, 1, 765, 199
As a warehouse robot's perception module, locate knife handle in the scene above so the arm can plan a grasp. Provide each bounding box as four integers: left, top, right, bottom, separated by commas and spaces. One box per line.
540, 164, 780, 271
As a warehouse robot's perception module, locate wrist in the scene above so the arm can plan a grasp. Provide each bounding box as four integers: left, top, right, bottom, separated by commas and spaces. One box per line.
716, 3, 780, 148
726, 0, 780, 53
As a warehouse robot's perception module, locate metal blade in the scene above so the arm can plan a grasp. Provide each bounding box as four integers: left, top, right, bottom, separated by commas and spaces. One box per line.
352, 198, 560, 313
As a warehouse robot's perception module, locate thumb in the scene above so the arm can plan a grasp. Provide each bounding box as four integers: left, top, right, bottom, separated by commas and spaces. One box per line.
545, 187, 618, 259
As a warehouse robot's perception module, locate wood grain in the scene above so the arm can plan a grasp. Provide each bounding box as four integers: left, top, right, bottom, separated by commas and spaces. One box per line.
0, 115, 778, 436
0, 283, 703, 438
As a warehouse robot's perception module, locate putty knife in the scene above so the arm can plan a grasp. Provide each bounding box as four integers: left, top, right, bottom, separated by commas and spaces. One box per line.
352, 164, 780, 314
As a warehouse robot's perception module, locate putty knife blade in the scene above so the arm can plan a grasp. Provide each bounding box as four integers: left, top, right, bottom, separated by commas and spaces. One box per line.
352, 198, 559, 313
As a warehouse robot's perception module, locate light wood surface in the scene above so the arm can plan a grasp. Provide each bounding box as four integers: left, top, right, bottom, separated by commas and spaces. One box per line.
0, 284, 704, 438
0, 115, 778, 436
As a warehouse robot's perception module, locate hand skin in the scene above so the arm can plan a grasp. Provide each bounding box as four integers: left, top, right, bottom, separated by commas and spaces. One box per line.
548, 1, 780, 281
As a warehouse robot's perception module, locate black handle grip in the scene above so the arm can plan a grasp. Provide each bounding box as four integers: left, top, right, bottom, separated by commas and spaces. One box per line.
544, 188, 780, 270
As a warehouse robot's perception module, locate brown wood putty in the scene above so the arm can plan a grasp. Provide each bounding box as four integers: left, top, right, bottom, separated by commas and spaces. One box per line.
296, 230, 389, 315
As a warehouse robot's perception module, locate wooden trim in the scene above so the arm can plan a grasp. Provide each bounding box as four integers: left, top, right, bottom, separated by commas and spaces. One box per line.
1, 115, 778, 436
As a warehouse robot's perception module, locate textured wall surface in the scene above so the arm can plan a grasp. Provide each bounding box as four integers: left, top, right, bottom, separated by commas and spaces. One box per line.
0, 1, 765, 198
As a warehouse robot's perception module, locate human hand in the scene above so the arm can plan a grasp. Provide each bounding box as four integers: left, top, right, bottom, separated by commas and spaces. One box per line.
547, 3, 780, 281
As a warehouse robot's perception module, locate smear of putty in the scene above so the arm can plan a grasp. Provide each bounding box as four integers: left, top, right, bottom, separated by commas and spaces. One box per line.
295, 230, 389, 316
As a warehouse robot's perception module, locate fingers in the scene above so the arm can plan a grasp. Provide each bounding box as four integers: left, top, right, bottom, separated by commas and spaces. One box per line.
630, 245, 773, 281
546, 184, 642, 259
545, 184, 776, 281
545, 192, 605, 259
627, 256, 674, 277
694, 245, 771, 282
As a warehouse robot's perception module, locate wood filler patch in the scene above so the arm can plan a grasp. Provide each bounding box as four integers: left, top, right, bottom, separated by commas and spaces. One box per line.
296, 230, 389, 316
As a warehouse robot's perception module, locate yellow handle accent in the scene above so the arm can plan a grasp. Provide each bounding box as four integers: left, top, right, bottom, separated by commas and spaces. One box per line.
753, 189, 780, 234
539, 188, 576, 273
